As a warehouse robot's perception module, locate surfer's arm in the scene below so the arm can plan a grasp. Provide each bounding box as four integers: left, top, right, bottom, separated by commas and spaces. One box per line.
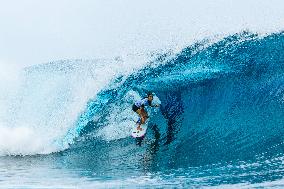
151, 104, 159, 107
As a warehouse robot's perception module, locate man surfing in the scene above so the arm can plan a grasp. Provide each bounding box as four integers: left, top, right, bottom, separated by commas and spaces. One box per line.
132, 92, 159, 131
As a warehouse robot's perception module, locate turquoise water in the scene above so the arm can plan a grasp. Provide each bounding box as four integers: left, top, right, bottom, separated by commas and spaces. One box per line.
1, 32, 284, 188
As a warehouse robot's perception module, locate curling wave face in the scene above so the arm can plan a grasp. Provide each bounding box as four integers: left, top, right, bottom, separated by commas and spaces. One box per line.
49, 32, 284, 178
1, 32, 284, 175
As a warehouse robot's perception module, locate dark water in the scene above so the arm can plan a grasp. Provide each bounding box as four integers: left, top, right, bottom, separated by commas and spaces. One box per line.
1, 32, 284, 188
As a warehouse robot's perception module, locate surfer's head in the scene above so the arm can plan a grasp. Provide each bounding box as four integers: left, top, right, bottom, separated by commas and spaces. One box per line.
147, 92, 153, 101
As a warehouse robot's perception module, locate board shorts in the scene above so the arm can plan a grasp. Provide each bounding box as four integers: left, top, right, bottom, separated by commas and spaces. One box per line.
132, 104, 140, 112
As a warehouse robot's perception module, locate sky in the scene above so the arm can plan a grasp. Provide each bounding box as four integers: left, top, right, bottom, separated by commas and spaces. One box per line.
0, 0, 283, 69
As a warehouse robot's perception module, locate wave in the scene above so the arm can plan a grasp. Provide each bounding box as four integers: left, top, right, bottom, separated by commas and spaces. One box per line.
1, 32, 284, 171
68, 31, 284, 168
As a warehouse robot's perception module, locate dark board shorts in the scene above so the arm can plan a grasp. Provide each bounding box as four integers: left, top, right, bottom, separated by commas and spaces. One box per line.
132, 104, 140, 112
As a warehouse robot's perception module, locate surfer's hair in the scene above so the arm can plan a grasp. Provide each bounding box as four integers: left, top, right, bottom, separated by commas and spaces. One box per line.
147, 92, 153, 97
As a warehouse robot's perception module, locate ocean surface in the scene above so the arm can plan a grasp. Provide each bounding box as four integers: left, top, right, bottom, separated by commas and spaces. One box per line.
1, 32, 284, 188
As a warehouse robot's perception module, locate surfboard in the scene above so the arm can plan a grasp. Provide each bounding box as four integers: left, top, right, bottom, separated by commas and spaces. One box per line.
131, 122, 148, 138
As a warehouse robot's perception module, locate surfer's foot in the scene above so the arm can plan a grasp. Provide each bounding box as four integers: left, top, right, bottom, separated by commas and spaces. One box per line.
137, 126, 142, 131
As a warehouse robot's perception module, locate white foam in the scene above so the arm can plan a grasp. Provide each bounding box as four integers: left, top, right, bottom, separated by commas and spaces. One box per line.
0, 124, 53, 155
0, 56, 150, 156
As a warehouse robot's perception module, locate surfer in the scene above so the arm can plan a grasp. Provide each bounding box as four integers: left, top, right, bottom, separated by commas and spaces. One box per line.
132, 92, 159, 131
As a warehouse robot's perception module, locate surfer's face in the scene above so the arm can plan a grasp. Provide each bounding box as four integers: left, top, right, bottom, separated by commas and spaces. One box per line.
148, 95, 153, 101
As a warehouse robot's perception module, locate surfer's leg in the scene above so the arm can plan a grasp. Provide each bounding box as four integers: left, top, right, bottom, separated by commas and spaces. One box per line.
135, 109, 143, 131
135, 109, 143, 121
140, 109, 148, 124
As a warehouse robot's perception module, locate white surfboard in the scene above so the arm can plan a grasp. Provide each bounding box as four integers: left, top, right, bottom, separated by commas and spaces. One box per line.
131, 123, 148, 138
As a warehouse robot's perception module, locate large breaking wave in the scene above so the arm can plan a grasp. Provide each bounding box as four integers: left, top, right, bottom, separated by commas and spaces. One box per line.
1, 32, 284, 171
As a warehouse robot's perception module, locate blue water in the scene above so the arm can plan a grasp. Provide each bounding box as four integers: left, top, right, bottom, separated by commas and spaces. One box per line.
1, 32, 284, 188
